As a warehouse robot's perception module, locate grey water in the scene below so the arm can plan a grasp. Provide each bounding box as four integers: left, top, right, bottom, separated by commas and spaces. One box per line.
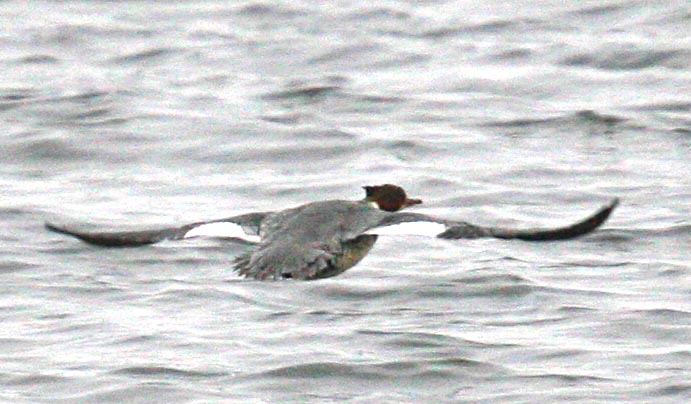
1, 1, 690, 403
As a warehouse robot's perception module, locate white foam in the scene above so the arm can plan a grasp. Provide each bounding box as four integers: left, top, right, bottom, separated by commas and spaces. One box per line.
365, 221, 446, 237
183, 222, 260, 243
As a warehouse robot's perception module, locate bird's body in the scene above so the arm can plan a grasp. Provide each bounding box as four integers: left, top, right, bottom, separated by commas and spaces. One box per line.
46, 185, 619, 280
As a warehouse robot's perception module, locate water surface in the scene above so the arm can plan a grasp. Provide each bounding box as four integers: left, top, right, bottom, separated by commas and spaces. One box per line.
1, 1, 689, 403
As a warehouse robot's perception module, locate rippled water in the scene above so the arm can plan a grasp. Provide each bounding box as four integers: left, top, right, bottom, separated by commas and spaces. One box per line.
1, 1, 690, 403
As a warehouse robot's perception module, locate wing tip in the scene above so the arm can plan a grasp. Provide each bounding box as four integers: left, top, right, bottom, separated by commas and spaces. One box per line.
489, 196, 620, 242
543, 196, 620, 240
595, 197, 620, 224
45, 220, 162, 247
45, 220, 74, 236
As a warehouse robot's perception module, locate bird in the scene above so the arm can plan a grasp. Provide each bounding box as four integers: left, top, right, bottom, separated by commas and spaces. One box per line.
46, 184, 619, 280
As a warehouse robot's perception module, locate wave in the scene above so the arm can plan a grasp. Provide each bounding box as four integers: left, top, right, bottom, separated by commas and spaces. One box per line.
107, 47, 179, 65
262, 85, 342, 101
561, 47, 690, 71
111, 366, 226, 378
244, 357, 502, 382
482, 109, 628, 129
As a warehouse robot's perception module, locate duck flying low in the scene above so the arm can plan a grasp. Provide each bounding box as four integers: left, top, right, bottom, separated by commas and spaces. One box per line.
46, 184, 619, 280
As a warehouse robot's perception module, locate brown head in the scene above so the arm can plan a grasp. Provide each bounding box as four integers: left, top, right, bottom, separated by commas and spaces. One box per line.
362, 184, 422, 212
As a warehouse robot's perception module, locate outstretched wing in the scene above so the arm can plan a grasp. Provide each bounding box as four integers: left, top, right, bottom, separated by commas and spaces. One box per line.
45, 212, 268, 247
366, 198, 619, 241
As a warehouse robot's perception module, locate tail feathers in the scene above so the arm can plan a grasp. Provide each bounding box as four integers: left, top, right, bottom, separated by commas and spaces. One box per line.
45, 221, 184, 247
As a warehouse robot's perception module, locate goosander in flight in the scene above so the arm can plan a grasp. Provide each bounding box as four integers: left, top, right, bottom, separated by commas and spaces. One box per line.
46, 184, 619, 280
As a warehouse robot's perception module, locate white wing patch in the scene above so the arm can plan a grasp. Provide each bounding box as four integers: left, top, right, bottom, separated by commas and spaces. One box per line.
183, 222, 260, 243
364, 221, 446, 237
